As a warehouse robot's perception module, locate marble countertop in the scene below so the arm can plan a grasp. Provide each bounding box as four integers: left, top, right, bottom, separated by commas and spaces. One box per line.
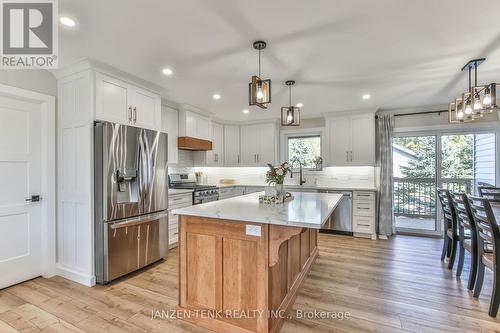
215, 183, 377, 192
173, 191, 343, 229
168, 188, 194, 195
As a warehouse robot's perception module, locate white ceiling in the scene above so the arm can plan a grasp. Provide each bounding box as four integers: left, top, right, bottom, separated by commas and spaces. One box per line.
59, 0, 500, 121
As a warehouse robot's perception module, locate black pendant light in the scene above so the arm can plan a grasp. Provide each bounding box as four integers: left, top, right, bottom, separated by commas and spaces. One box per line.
281, 80, 300, 126
249, 41, 271, 109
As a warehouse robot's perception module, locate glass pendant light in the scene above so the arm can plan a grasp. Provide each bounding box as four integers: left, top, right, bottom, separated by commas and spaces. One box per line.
249, 41, 271, 109
281, 80, 300, 126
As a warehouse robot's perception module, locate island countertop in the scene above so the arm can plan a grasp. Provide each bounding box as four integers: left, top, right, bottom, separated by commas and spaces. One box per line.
173, 191, 342, 229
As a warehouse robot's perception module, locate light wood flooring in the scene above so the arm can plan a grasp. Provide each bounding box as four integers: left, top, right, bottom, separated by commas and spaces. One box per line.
1, 234, 499, 333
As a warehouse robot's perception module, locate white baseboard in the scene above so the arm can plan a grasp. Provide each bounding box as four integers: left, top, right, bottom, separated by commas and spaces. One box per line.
378, 234, 389, 240
55, 264, 96, 287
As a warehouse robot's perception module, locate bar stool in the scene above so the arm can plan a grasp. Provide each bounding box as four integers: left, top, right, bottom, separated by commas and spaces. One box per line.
468, 195, 500, 317
478, 186, 500, 203
450, 191, 476, 290
438, 189, 458, 269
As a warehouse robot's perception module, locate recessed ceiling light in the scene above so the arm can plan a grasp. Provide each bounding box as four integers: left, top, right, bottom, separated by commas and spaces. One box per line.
162, 68, 173, 76
59, 16, 76, 27
362, 94, 371, 100
296, 103, 303, 108
242, 109, 249, 114
212, 94, 221, 100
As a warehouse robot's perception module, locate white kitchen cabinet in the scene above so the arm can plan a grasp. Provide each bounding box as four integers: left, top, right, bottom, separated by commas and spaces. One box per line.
179, 109, 211, 141
240, 122, 277, 166
224, 125, 241, 166
161, 105, 179, 164
352, 191, 377, 240
132, 87, 161, 129
350, 114, 375, 165
95, 72, 161, 130
95, 73, 131, 124
194, 122, 224, 166
168, 192, 193, 248
326, 113, 375, 166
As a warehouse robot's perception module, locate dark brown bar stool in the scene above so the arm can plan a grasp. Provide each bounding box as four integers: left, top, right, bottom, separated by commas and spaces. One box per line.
450, 191, 476, 290
478, 186, 500, 203
438, 189, 458, 269
468, 195, 500, 317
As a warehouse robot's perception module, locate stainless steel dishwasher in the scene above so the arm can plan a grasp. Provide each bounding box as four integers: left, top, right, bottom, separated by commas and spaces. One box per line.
319, 190, 353, 235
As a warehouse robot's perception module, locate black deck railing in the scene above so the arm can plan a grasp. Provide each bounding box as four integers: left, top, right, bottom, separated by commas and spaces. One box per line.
393, 177, 473, 218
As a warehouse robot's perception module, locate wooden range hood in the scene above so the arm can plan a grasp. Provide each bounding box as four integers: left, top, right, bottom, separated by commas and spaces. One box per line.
177, 136, 212, 151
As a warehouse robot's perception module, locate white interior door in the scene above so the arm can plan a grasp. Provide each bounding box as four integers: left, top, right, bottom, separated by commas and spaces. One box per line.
0, 95, 43, 288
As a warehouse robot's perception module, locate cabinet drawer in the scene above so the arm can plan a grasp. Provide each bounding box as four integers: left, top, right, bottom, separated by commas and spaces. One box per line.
353, 200, 375, 216
353, 215, 374, 234
168, 194, 192, 208
353, 191, 375, 201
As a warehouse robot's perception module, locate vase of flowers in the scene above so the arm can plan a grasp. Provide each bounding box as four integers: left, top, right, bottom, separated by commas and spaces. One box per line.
265, 162, 291, 196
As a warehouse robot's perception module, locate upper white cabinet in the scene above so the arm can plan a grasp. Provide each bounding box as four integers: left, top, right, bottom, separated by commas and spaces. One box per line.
326, 113, 375, 166
240, 122, 277, 166
95, 72, 161, 130
161, 105, 179, 164
224, 125, 241, 166
179, 110, 211, 141
194, 122, 224, 166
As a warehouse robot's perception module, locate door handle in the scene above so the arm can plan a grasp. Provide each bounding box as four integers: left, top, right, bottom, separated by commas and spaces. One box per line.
25, 195, 41, 202
128, 106, 132, 121
237, 154, 240, 163
133, 107, 137, 123
346, 151, 348, 162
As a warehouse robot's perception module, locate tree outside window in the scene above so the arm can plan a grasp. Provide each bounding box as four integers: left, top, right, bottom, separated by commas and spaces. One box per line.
287, 136, 321, 168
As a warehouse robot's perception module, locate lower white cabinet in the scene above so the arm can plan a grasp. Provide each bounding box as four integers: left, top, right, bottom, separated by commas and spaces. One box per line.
352, 191, 376, 239
168, 192, 193, 247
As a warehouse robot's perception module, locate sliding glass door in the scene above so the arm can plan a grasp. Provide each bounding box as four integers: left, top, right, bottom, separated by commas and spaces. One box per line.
393, 135, 437, 233
393, 131, 496, 235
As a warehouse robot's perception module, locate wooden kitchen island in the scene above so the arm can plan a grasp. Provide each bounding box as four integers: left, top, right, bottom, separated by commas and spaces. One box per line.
173, 191, 342, 333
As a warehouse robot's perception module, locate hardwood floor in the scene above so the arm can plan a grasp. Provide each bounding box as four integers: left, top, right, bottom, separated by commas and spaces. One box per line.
1, 234, 499, 332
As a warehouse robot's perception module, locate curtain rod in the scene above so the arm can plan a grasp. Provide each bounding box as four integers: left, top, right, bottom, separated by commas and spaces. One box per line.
375, 110, 447, 119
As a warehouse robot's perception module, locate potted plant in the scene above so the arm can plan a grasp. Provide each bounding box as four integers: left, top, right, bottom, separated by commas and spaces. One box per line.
265, 162, 291, 196
313, 156, 323, 170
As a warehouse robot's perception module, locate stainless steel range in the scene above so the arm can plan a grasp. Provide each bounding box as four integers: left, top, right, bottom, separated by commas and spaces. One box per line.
94, 121, 169, 284
169, 173, 219, 204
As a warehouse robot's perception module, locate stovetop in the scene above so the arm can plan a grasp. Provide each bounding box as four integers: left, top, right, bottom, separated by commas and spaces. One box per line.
169, 184, 218, 191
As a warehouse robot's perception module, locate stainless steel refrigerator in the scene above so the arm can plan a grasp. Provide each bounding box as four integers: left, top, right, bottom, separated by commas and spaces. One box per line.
94, 121, 168, 284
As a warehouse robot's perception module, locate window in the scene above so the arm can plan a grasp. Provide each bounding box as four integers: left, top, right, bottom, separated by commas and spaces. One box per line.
287, 135, 321, 169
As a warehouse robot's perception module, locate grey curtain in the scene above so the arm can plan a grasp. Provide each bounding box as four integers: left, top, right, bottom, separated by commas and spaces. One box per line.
376, 114, 395, 236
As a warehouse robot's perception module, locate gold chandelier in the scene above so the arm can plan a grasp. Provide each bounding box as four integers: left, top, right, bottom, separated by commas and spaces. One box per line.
448, 58, 498, 123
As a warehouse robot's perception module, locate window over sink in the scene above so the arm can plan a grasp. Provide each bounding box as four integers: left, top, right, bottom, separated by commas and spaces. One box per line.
286, 135, 322, 169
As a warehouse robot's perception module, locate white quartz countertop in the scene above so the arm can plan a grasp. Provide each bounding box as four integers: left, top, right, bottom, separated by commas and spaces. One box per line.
173, 191, 343, 229
168, 188, 194, 195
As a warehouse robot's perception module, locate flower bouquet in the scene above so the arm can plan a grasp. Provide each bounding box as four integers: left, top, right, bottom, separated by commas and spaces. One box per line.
265, 162, 291, 196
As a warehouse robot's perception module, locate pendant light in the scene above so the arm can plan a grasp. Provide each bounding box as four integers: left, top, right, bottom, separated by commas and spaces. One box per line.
281, 80, 300, 126
448, 58, 498, 123
249, 41, 271, 109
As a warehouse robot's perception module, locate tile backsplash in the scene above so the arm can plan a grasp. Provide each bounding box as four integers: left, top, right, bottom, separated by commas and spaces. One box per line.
194, 166, 375, 188
169, 151, 375, 189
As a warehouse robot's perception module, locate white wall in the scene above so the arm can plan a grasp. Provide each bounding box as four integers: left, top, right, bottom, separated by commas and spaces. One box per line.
0, 69, 57, 96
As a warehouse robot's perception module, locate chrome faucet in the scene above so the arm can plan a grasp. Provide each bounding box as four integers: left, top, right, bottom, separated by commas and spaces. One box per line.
290, 160, 306, 186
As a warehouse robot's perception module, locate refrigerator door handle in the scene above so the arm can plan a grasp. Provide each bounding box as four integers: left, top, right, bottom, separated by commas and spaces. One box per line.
109, 211, 169, 229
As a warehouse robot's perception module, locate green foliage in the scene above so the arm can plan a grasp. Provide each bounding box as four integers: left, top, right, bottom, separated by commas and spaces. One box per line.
288, 136, 321, 168
394, 135, 473, 179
